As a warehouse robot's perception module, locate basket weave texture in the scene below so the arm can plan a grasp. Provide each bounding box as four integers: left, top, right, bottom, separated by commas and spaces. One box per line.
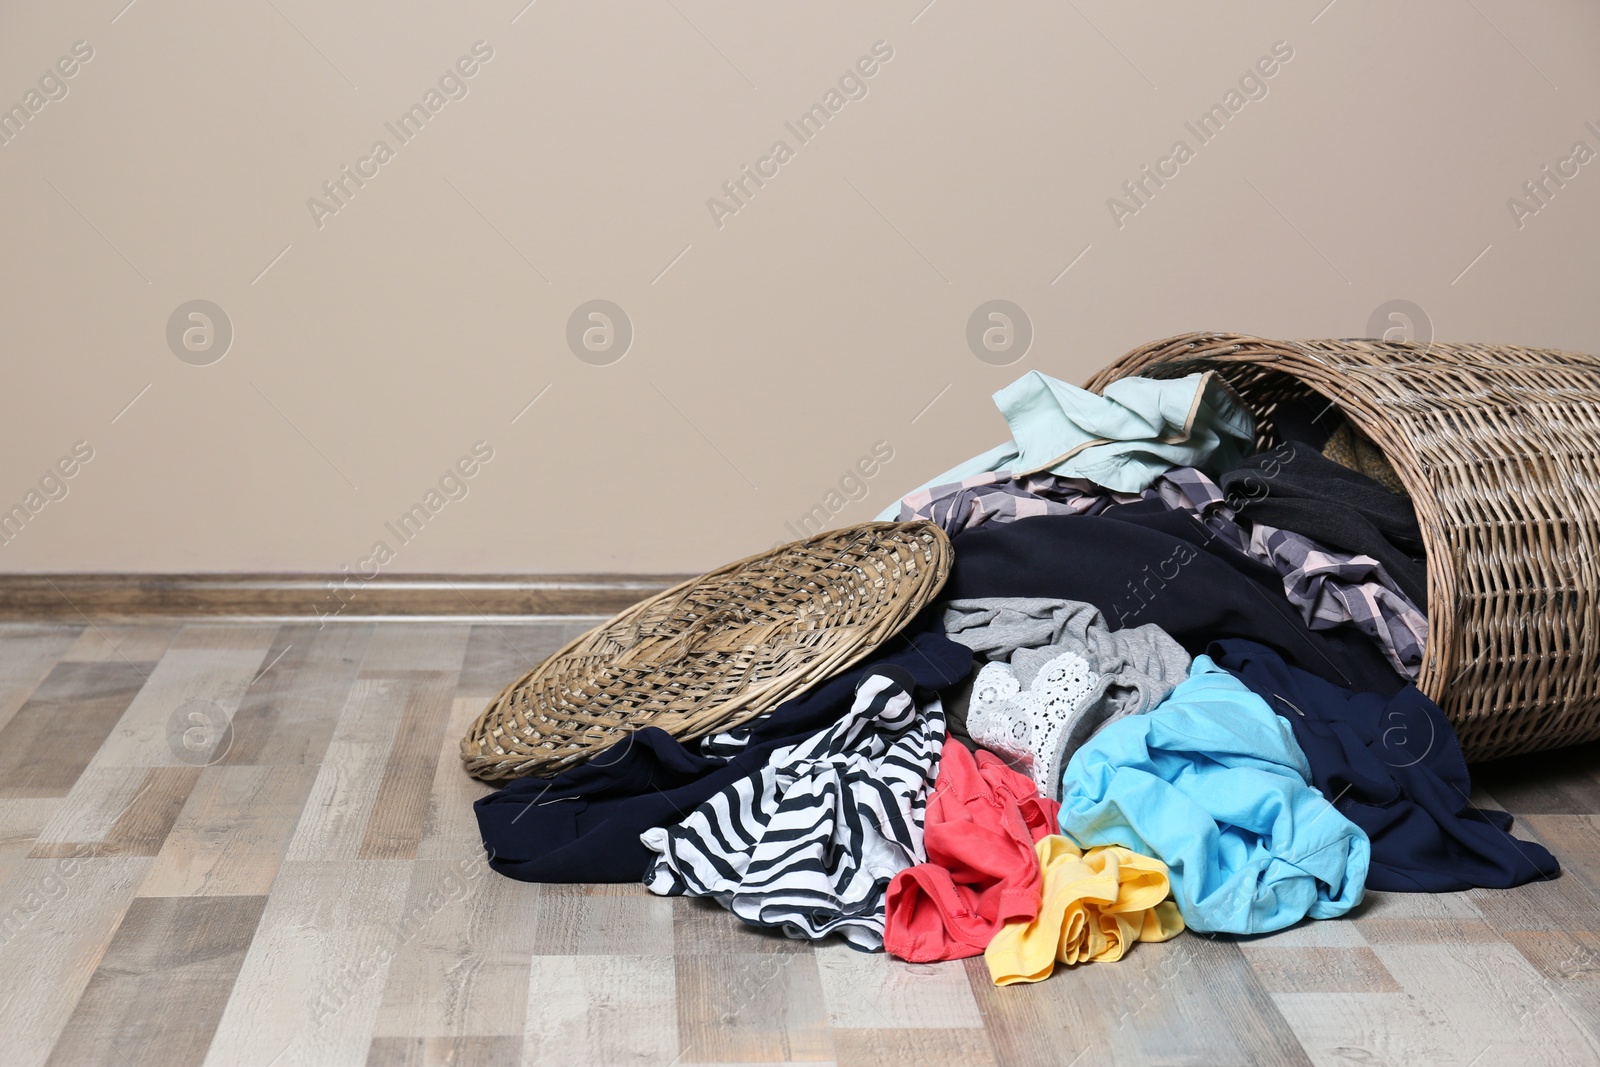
1085, 332, 1600, 762
460, 521, 952, 780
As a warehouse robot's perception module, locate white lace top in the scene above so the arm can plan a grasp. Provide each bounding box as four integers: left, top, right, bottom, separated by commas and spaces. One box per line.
968, 650, 1100, 797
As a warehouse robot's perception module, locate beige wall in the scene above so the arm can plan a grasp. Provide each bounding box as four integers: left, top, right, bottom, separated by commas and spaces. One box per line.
3, 0, 1598, 575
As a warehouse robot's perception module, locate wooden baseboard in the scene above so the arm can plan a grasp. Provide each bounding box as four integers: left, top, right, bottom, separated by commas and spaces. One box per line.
0, 573, 694, 621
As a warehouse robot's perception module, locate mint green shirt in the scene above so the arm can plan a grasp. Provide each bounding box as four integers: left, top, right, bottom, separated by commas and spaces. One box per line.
879, 371, 1255, 518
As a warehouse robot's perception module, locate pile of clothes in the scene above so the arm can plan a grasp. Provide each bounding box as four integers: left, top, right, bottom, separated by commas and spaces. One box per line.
474, 368, 1559, 985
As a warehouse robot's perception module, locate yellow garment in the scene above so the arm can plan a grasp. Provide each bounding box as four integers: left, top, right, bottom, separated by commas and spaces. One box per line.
985, 836, 1185, 986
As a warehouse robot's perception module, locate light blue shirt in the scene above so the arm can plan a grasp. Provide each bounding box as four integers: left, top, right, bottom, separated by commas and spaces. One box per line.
1057, 656, 1369, 934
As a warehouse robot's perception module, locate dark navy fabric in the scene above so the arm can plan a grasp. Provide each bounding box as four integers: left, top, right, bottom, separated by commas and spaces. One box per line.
942, 503, 1405, 697
1209, 638, 1560, 893
1221, 441, 1429, 607
474, 616, 973, 884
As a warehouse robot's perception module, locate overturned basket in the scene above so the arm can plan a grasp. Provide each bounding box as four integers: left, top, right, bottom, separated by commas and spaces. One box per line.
1086, 332, 1600, 762
461, 521, 952, 780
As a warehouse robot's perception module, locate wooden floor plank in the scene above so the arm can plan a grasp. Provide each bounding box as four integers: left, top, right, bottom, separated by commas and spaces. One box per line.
139, 764, 319, 896
1355, 886, 1505, 945
673, 895, 815, 957
415, 698, 497, 863
369, 857, 540, 1040
1273, 990, 1472, 1066
530, 883, 675, 957
455, 621, 591, 698
365, 1036, 525, 1067
1513, 814, 1600, 916
675, 950, 833, 1063
167, 623, 283, 652
1239, 945, 1402, 994
59, 623, 176, 665
284, 677, 409, 861
0, 856, 152, 1065
833, 1028, 996, 1067
90, 765, 200, 856
520, 955, 678, 1067
1235, 915, 1369, 948
0, 625, 82, 734
0, 660, 152, 798
359, 671, 458, 860
31, 765, 200, 858
1469, 864, 1600, 934
1279, 941, 1600, 1065
966, 935, 1313, 1067
201, 859, 414, 1067
221, 622, 373, 767
1476, 742, 1600, 815
84, 639, 275, 771
45, 894, 266, 1067
816, 940, 984, 1030
29, 765, 154, 851
1500, 929, 1600, 983
360, 624, 471, 676
0, 797, 62, 883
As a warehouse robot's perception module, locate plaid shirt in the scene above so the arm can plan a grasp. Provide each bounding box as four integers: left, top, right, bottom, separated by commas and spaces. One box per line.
896, 466, 1427, 680
893, 471, 1140, 531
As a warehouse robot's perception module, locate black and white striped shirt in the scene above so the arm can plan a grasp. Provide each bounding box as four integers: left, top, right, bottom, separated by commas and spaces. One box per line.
640, 667, 946, 950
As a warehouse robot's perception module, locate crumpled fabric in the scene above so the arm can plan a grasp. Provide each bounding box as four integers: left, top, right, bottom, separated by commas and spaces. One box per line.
942, 598, 1191, 800
941, 503, 1406, 697
641, 667, 944, 951
1221, 440, 1429, 608
888, 465, 1427, 682
1058, 656, 1370, 934
892, 470, 1139, 534
473, 619, 970, 884
878, 370, 1255, 518
985, 836, 1184, 985
1210, 638, 1560, 893
1151, 465, 1426, 680
884, 741, 1060, 963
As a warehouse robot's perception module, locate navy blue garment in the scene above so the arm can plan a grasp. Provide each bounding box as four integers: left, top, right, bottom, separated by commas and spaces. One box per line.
1221, 440, 1429, 607
1209, 638, 1560, 893
473, 616, 973, 883
943, 504, 1405, 697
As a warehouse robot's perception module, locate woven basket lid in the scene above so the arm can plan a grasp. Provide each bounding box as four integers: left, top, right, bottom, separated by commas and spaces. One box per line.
459, 520, 952, 780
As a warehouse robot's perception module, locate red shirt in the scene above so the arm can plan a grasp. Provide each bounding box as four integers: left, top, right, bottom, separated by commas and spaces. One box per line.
884, 739, 1060, 962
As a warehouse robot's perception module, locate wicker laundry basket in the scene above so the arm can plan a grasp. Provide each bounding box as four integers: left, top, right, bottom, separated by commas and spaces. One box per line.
1084, 332, 1600, 762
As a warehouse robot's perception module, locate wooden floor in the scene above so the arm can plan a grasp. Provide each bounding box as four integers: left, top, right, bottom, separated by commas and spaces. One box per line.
5, 621, 1600, 1066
